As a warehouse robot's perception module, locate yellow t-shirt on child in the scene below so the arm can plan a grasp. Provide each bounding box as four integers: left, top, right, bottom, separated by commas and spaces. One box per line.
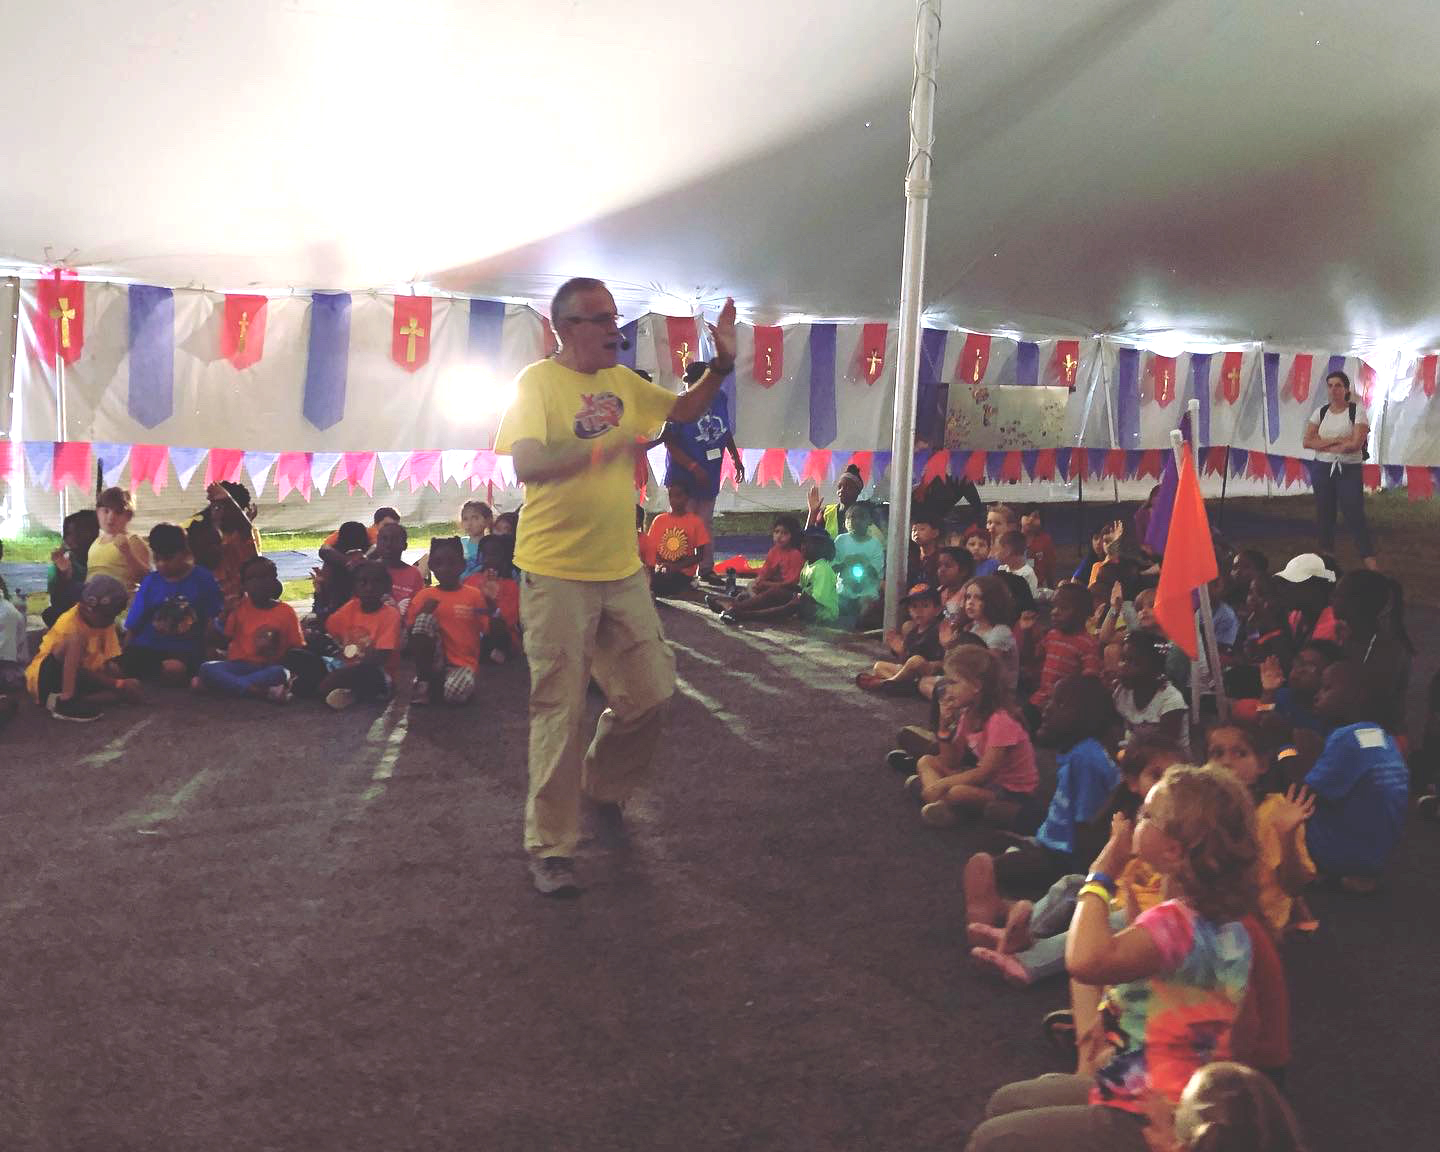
494, 359, 675, 581
88, 531, 152, 592
1255, 792, 1317, 934
25, 605, 121, 701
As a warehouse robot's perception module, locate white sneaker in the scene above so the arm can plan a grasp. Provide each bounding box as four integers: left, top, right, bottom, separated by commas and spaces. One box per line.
326, 688, 354, 711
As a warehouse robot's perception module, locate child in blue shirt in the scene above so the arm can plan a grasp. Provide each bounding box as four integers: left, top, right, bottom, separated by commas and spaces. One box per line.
1302, 659, 1409, 889
962, 675, 1120, 927
118, 523, 223, 682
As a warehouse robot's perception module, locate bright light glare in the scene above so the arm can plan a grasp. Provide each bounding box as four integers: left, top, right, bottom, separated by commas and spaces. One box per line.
437, 364, 514, 419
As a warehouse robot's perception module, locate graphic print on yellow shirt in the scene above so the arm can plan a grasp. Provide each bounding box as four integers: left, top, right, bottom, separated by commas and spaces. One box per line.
495, 360, 675, 582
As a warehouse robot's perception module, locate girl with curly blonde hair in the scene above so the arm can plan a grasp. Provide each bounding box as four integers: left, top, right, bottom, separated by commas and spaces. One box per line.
966, 764, 1261, 1152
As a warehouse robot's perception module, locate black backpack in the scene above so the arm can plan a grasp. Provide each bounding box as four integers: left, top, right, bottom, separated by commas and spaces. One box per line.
1315, 401, 1368, 460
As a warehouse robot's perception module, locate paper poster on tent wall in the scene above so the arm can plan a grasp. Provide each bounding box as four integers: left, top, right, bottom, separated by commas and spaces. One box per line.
14, 281, 543, 452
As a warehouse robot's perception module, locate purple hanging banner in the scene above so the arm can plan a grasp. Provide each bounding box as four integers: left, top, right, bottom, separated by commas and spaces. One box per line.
1384, 464, 1405, 488
917, 327, 949, 447
1114, 346, 1141, 447
1015, 341, 1040, 387
1056, 447, 1073, 480
1021, 449, 1039, 477
1263, 353, 1281, 444
1188, 353, 1212, 445
127, 285, 175, 429
808, 323, 838, 448
617, 319, 639, 371
871, 450, 892, 485
1230, 448, 1249, 476
304, 293, 351, 431
467, 298, 505, 366
1326, 355, 1347, 379
986, 451, 1006, 483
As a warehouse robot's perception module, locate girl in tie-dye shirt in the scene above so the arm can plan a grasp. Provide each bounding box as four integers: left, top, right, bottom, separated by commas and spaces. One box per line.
966, 764, 1259, 1152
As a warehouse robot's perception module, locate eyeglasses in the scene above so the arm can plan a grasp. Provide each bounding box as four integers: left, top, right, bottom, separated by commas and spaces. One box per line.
561, 312, 621, 328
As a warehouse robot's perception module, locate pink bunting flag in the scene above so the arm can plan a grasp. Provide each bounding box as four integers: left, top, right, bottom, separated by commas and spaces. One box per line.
404, 450, 443, 493
754, 448, 787, 487
848, 451, 873, 484
1408, 465, 1435, 502
53, 441, 93, 491
275, 452, 313, 502
341, 452, 377, 496
719, 451, 739, 490
205, 448, 245, 488
963, 450, 987, 484
468, 451, 497, 490
0, 440, 13, 481
1000, 451, 1024, 483
129, 444, 170, 494
1363, 464, 1382, 491
801, 450, 832, 487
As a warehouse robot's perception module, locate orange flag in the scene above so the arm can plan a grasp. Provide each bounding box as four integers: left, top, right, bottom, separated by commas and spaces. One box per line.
1153, 443, 1217, 660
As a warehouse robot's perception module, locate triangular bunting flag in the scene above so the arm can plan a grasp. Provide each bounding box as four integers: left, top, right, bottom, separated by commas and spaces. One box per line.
53, 441, 93, 491
310, 452, 342, 497
205, 448, 245, 488
405, 451, 443, 493
244, 451, 279, 497
275, 452, 313, 502
93, 443, 131, 489
785, 449, 811, 485
23, 442, 53, 490
170, 447, 206, 491
441, 449, 475, 485
377, 451, 410, 491
129, 444, 170, 494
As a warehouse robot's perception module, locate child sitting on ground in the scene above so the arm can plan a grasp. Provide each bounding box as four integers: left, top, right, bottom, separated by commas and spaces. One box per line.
459, 499, 494, 578
88, 487, 151, 594
492, 510, 518, 537
908, 645, 1040, 829
936, 545, 974, 623
1298, 659, 1409, 892
1144, 1061, 1306, 1152
833, 503, 886, 626
636, 505, 657, 577
1019, 505, 1057, 589
961, 575, 1019, 693
963, 676, 1119, 922
648, 482, 710, 597
26, 574, 141, 721
995, 530, 1039, 598
117, 523, 223, 684
795, 526, 840, 625
967, 737, 1181, 988
1114, 630, 1188, 753
309, 521, 371, 639
195, 557, 304, 703
373, 520, 424, 617
967, 528, 999, 578
43, 509, 100, 626
323, 506, 398, 551
966, 765, 1259, 1151
907, 510, 943, 587
319, 561, 404, 711
856, 583, 946, 693
705, 516, 805, 623
406, 536, 489, 705
0, 546, 27, 695
463, 535, 521, 663
1028, 582, 1101, 725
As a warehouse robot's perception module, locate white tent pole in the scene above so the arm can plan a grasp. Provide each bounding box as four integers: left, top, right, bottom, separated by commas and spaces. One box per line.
56, 350, 69, 522
884, 0, 943, 632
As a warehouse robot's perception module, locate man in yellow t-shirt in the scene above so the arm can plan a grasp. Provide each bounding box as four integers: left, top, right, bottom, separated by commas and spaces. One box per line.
495, 277, 737, 896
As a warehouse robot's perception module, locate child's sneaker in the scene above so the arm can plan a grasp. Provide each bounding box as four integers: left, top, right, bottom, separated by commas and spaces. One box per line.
886, 749, 917, 773
921, 800, 956, 827
266, 671, 292, 704
904, 773, 924, 801
411, 678, 432, 705
325, 688, 354, 711
47, 694, 102, 723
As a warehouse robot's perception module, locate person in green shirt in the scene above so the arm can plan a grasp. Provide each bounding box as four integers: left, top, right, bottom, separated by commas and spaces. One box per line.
797, 526, 840, 625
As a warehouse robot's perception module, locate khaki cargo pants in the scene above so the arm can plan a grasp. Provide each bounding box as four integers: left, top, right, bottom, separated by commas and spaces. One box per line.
521, 569, 676, 858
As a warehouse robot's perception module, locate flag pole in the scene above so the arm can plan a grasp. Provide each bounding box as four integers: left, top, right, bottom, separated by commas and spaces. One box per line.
1178, 398, 1230, 722
55, 349, 69, 522
883, 0, 943, 632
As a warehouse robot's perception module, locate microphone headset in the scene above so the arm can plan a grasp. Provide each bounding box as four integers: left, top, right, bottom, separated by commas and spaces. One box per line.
618, 333, 631, 350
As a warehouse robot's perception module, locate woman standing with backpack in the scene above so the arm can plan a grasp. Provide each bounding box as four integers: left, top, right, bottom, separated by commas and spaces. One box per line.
1302, 370, 1377, 570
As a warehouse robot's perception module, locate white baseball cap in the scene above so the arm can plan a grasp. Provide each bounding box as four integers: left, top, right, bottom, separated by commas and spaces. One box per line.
1275, 553, 1336, 583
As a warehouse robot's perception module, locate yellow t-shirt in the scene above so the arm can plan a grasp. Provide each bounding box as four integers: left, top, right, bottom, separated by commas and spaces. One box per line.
25, 605, 122, 700
87, 531, 152, 592
1255, 793, 1317, 934
495, 359, 675, 581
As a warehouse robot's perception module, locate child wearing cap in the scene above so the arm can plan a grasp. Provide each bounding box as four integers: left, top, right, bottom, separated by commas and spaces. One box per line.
25, 574, 142, 721
857, 584, 946, 693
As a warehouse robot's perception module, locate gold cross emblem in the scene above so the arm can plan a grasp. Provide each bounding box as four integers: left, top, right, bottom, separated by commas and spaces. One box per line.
400, 315, 425, 363
675, 341, 691, 370
237, 311, 250, 352
866, 349, 883, 376
1062, 353, 1076, 382
764, 347, 774, 380
50, 296, 76, 349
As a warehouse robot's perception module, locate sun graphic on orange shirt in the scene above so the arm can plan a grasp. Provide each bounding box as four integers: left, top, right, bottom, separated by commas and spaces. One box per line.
657, 526, 692, 562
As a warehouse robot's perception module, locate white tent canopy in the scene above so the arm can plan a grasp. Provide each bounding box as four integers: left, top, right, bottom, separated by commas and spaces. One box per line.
5, 1, 1440, 349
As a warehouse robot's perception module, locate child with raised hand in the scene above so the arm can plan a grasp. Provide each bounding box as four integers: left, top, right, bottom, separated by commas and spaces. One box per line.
1204, 722, 1317, 935
1114, 630, 1188, 753
964, 677, 1119, 935
962, 574, 1019, 692
118, 523, 223, 684
406, 536, 489, 705
26, 574, 141, 721
909, 645, 1040, 829
647, 482, 710, 597
195, 557, 304, 703
88, 487, 151, 594
966, 764, 1259, 1152
857, 583, 945, 693
319, 561, 403, 711
43, 509, 100, 626
705, 515, 805, 623
373, 520, 424, 617
1145, 1061, 1307, 1152
1298, 658, 1408, 891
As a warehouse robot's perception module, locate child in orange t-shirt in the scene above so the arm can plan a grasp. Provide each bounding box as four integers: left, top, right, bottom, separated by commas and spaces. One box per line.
636, 505, 658, 575
406, 537, 489, 705
647, 483, 710, 597
195, 556, 304, 702
319, 561, 404, 711
463, 534, 521, 663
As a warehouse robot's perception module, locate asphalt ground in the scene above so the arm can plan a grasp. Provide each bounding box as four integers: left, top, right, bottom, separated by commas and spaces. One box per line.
1, 589, 1438, 1152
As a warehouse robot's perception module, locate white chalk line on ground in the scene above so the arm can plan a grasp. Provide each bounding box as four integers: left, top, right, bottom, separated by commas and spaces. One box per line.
79, 715, 157, 768
672, 673, 768, 754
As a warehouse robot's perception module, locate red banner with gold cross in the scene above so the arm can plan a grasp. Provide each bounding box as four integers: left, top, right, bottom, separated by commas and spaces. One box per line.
1419, 354, 1438, 399
664, 315, 699, 380
956, 332, 991, 385
222, 294, 268, 369
1052, 340, 1081, 390
1220, 350, 1243, 404
1286, 354, 1313, 403
35, 276, 85, 365
1149, 354, 1178, 407
392, 296, 433, 373
753, 325, 783, 387
860, 323, 887, 383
